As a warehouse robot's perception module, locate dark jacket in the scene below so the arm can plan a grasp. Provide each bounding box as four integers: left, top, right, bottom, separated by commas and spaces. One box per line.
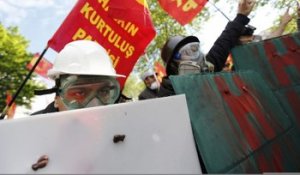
138, 87, 160, 100
158, 14, 250, 97
157, 77, 176, 97
206, 14, 250, 72
31, 101, 58, 115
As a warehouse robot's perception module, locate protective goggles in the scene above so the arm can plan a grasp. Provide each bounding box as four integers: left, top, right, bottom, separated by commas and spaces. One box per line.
58, 75, 120, 110
174, 42, 204, 62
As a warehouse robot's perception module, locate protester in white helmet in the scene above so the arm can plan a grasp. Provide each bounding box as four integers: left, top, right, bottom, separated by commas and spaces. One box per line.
138, 70, 160, 100
32, 40, 125, 115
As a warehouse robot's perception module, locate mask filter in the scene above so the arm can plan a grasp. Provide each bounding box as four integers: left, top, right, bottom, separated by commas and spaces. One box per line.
178, 60, 215, 75
178, 61, 200, 75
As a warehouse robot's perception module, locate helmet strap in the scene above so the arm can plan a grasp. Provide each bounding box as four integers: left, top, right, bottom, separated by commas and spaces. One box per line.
33, 78, 61, 96
55, 78, 61, 96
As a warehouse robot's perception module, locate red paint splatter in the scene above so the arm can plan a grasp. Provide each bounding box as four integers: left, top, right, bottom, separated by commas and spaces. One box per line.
264, 37, 300, 87
214, 75, 276, 150
257, 152, 269, 172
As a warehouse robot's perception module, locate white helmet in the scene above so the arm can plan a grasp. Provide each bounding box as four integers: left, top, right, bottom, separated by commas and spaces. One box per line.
141, 70, 156, 81
47, 40, 125, 79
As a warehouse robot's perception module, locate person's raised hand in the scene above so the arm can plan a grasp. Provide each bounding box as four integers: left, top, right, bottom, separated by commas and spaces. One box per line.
238, 0, 256, 16
280, 6, 293, 25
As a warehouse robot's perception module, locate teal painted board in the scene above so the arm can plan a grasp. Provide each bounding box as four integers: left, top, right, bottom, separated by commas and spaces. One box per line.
227, 127, 300, 173
275, 86, 300, 127
170, 71, 291, 173
232, 33, 300, 129
232, 32, 300, 90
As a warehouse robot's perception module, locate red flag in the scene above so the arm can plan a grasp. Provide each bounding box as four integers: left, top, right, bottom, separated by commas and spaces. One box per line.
108, 0, 153, 25
26, 53, 53, 78
48, 0, 156, 87
158, 0, 208, 25
154, 61, 166, 82
5, 91, 16, 119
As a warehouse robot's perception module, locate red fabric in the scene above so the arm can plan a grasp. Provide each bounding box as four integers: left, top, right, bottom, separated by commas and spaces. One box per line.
108, 0, 152, 25
154, 61, 166, 82
5, 91, 16, 119
26, 53, 53, 78
158, 0, 207, 25
48, 0, 156, 87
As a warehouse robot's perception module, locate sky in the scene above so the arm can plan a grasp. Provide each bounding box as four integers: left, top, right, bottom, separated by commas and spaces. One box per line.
0, 0, 76, 54
0, 0, 77, 117
0, 0, 283, 118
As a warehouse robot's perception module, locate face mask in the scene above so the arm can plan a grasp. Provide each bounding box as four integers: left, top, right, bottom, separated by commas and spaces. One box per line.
178, 60, 215, 75
178, 61, 200, 75
150, 81, 160, 90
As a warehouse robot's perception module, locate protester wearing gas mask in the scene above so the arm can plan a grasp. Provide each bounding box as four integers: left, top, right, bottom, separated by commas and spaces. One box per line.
157, 0, 256, 97
138, 70, 160, 100
32, 40, 125, 115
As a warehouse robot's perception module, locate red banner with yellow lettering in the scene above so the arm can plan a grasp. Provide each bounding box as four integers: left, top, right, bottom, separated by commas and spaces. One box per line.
26, 53, 53, 78
158, 0, 208, 25
48, 0, 156, 86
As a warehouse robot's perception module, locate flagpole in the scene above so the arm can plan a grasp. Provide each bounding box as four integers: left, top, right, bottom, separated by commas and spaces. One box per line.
208, 1, 231, 22
0, 46, 49, 120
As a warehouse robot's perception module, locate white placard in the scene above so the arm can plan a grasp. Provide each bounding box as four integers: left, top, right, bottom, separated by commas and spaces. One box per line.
0, 95, 201, 174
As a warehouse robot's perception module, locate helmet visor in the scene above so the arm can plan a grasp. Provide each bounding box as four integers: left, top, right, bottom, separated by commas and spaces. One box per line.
176, 42, 204, 62
59, 75, 120, 109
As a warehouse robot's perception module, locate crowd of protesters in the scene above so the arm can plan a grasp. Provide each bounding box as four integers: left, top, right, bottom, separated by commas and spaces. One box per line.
28, 0, 300, 114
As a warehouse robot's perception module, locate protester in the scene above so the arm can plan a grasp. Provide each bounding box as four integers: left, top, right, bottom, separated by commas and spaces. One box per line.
228, 3, 300, 71
32, 40, 125, 115
259, 2, 300, 40
138, 70, 160, 100
261, 7, 293, 40
158, 0, 256, 97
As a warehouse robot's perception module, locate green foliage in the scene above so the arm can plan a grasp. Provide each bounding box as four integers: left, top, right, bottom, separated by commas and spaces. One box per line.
0, 23, 45, 111
266, 0, 297, 8
122, 72, 145, 99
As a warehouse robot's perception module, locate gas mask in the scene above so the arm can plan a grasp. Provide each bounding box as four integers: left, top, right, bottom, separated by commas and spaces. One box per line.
58, 75, 120, 110
174, 42, 214, 75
